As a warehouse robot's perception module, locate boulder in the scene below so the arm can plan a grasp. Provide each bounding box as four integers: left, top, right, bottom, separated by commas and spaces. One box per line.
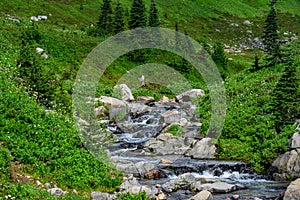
115, 160, 156, 177
143, 133, 195, 156
283, 178, 300, 200
188, 190, 213, 200
120, 177, 154, 196
186, 138, 216, 159
243, 20, 251, 25
162, 173, 196, 192
161, 110, 181, 124
159, 158, 173, 165
176, 89, 205, 102
113, 84, 134, 101
272, 149, 300, 180
289, 132, 300, 149
160, 96, 169, 102
96, 96, 127, 120
136, 96, 155, 104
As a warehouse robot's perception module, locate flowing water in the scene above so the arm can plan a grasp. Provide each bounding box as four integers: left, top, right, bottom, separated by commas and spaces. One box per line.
107, 102, 289, 199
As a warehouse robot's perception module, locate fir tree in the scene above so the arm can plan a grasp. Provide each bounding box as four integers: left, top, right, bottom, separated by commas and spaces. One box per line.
148, 0, 160, 27
262, 1, 280, 65
249, 55, 260, 72
270, 62, 299, 133
270, 42, 300, 133
112, 2, 125, 34
97, 0, 113, 33
129, 0, 147, 29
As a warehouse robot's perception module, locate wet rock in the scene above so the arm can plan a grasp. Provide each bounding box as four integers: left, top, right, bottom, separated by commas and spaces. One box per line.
188, 190, 213, 200
113, 84, 134, 101
90, 192, 115, 200
136, 96, 155, 104
232, 194, 240, 200
161, 110, 181, 124
162, 173, 196, 192
185, 138, 216, 159
176, 89, 205, 102
47, 187, 67, 197
283, 178, 300, 200
289, 132, 300, 149
195, 182, 237, 193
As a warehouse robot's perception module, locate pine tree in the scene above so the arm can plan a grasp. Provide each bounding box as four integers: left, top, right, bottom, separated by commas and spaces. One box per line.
97, 0, 113, 33
148, 0, 160, 27
249, 55, 260, 72
112, 2, 125, 34
129, 0, 147, 29
262, 1, 280, 65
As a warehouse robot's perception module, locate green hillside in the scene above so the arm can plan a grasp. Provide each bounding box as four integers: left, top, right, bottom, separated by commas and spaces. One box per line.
0, 0, 300, 199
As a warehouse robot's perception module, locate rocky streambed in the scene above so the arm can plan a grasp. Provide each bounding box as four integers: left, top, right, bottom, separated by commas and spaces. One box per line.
84, 85, 291, 200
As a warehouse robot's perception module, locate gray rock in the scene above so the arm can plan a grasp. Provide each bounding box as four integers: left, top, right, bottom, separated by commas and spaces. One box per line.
272, 149, 300, 180
90, 192, 115, 200
115, 160, 156, 177
143, 133, 195, 155
120, 177, 153, 196
161, 110, 181, 124
162, 173, 196, 192
113, 84, 134, 101
188, 190, 213, 200
7, 17, 20, 23
47, 188, 67, 197
176, 89, 205, 102
186, 138, 216, 159
195, 182, 237, 193
136, 96, 155, 104
283, 178, 300, 200
128, 103, 149, 114
289, 132, 300, 149
96, 96, 127, 120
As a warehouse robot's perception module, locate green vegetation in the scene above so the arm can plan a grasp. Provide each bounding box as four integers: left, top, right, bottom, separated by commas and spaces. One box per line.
0, 0, 300, 198
118, 192, 149, 200
166, 124, 184, 136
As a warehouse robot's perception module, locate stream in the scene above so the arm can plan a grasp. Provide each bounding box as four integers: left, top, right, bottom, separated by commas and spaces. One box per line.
105, 99, 289, 199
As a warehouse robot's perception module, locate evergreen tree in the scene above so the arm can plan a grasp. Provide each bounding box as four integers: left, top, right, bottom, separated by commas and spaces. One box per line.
97, 0, 113, 33
270, 62, 299, 133
212, 42, 227, 78
262, 1, 280, 65
112, 2, 125, 34
270, 42, 300, 133
129, 0, 147, 29
148, 0, 160, 27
